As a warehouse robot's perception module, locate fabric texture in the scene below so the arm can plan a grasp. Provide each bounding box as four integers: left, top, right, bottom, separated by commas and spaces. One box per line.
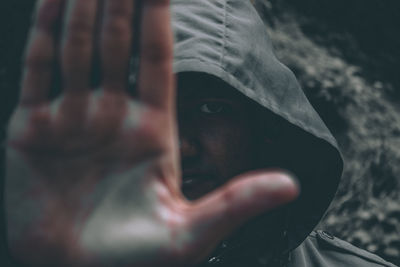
170, 0, 398, 266
288, 231, 397, 267
171, 0, 342, 252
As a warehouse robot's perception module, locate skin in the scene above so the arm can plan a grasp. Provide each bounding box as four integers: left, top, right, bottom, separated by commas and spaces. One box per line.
5, 0, 299, 266
178, 73, 290, 264
177, 73, 262, 201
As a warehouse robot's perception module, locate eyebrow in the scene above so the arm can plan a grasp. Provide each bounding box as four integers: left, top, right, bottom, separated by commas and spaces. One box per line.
181, 89, 229, 99
177, 73, 247, 101
178, 82, 242, 100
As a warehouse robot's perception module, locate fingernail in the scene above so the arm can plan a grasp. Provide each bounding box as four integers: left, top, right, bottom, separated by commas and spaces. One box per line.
264, 172, 300, 194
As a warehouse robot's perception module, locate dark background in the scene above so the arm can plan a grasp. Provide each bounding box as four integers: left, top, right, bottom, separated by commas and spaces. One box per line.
1, 0, 400, 265
253, 0, 400, 265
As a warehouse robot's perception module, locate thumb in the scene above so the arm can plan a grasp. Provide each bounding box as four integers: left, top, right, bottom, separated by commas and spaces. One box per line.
187, 170, 299, 259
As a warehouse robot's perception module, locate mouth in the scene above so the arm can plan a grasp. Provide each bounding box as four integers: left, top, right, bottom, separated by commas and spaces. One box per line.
181, 173, 218, 200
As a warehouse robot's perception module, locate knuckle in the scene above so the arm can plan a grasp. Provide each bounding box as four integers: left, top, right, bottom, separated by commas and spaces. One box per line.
102, 2, 133, 40
64, 18, 93, 46
221, 185, 240, 218
103, 19, 131, 43
25, 53, 52, 71
28, 110, 52, 132
222, 183, 238, 203
106, 1, 134, 21
24, 40, 53, 71
141, 42, 172, 65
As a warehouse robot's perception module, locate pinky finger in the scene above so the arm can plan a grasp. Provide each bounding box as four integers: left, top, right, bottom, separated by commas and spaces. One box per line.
19, 0, 64, 106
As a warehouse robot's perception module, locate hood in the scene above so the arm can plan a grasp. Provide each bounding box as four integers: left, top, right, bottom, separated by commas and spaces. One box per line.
171, 0, 343, 259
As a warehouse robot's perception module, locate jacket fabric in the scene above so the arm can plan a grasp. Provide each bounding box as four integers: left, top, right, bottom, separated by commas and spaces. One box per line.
287, 231, 397, 267
171, 0, 398, 266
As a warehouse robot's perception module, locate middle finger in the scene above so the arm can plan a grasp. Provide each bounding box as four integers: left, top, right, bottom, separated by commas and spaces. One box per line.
61, 0, 98, 92
101, 0, 135, 91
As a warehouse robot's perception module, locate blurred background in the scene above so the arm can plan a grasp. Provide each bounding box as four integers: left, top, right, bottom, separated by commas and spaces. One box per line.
1, 0, 400, 265
252, 0, 400, 265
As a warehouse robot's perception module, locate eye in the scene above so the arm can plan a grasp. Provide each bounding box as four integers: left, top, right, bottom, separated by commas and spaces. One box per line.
199, 102, 226, 114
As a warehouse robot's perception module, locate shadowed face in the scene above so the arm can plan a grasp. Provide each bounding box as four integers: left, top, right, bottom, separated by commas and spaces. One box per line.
177, 73, 287, 262
177, 73, 263, 200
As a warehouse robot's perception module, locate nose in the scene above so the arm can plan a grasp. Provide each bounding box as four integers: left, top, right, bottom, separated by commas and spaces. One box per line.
178, 108, 198, 158
179, 136, 198, 158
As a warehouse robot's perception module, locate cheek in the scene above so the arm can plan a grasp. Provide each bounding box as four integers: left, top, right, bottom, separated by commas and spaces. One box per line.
198, 119, 258, 178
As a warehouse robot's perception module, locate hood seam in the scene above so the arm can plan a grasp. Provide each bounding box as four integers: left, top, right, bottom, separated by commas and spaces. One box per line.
174, 58, 340, 149
219, 0, 229, 69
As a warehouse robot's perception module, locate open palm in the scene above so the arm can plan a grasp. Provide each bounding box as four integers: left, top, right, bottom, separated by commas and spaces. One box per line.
5, 0, 298, 266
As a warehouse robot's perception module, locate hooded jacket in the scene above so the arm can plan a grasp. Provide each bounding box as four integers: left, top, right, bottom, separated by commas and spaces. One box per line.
171, 0, 397, 266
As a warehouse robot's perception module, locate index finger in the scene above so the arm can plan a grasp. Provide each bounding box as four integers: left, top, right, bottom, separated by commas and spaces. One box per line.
137, 0, 175, 111
20, 0, 64, 106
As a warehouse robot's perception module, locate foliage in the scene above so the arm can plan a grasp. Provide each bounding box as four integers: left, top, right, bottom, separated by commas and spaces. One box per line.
1, 0, 399, 265
254, 0, 400, 265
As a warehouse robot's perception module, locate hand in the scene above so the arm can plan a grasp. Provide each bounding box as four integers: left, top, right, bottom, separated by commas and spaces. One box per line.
5, 0, 299, 266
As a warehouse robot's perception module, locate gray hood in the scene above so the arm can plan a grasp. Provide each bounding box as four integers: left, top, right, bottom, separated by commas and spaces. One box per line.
171, 0, 343, 260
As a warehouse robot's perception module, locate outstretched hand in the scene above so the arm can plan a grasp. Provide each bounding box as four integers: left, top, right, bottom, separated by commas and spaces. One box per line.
5, 0, 299, 266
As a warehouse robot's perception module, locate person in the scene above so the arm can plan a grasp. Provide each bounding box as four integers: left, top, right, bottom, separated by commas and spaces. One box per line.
3, 0, 397, 266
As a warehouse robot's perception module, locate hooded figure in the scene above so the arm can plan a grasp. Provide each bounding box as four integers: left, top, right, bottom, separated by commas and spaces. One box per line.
3, 0, 398, 266
171, 0, 397, 266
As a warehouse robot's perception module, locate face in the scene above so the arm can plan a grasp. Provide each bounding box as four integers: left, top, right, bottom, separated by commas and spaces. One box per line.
177, 73, 288, 261
177, 72, 262, 200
